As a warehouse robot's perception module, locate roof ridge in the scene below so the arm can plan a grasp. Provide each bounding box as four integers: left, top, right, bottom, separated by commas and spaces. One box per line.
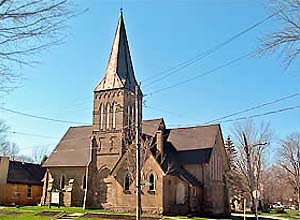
10, 160, 40, 166
142, 118, 163, 122
70, 125, 92, 128
169, 123, 220, 130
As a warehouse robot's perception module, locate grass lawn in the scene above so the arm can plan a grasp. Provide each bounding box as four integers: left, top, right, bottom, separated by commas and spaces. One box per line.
233, 209, 300, 220
260, 209, 300, 220
0, 206, 110, 220
0, 206, 212, 220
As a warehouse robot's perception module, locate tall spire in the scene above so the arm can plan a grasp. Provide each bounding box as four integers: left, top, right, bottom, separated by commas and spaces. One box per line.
95, 12, 138, 92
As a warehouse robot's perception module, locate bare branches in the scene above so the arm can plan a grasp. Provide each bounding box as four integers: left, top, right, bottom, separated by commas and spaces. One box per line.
259, 0, 300, 69
0, 0, 75, 95
279, 133, 300, 195
31, 145, 49, 164
231, 120, 272, 209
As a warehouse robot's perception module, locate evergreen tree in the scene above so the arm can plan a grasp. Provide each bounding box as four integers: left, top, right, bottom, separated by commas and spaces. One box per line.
225, 135, 237, 170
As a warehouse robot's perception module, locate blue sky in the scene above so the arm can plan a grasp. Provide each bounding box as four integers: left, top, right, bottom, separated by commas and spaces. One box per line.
1, 0, 299, 159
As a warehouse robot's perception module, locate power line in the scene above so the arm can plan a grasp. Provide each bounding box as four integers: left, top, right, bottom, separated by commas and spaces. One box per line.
168, 105, 300, 127
5, 131, 59, 139
0, 106, 88, 124
18, 143, 56, 152
220, 105, 300, 123
147, 50, 254, 95
143, 104, 184, 118
9, 105, 299, 152
204, 92, 300, 124
143, 9, 280, 88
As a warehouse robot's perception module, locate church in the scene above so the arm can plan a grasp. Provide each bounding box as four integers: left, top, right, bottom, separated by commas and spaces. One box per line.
41, 12, 230, 216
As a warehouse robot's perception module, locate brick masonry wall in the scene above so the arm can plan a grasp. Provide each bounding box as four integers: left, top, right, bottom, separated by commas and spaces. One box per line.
0, 183, 42, 205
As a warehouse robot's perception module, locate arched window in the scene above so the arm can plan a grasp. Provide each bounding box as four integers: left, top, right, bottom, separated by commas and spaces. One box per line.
106, 103, 110, 129
149, 173, 155, 191
127, 105, 131, 127
82, 175, 86, 190
100, 104, 104, 129
124, 174, 130, 191
60, 176, 65, 189
112, 103, 116, 129
131, 106, 135, 125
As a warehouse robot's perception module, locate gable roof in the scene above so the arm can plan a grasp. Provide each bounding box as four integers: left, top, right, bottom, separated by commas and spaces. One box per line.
142, 118, 164, 137
7, 161, 45, 185
43, 122, 221, 170
43, 125, 93, 167
167, 124, 220, 151
95, 12, 138, 92
43, 120, 160, 168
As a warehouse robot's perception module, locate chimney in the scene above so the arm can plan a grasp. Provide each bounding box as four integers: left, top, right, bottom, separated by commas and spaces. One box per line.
0, 157, 9, 184
156, 130, 164, 157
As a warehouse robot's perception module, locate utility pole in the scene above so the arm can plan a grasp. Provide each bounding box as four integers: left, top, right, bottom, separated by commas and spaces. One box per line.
243, 133, 267, 220
243, 133, 257, 220
135, 85, 142, 220
297, 147, 300, 220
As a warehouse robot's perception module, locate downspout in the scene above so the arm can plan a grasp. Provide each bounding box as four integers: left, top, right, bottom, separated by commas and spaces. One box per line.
83, 136, 94, 210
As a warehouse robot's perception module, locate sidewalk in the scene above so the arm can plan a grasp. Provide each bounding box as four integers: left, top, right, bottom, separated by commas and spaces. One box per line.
232, 213, 288, 220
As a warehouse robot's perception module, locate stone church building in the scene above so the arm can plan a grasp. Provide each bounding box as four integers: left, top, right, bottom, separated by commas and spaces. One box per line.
42, 12, 230, 216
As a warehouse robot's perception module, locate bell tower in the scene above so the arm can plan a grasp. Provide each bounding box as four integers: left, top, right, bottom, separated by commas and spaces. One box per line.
92, 11, 142, 169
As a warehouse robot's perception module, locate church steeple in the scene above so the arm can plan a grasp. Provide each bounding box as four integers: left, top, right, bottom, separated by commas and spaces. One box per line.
95, 11, 138, 92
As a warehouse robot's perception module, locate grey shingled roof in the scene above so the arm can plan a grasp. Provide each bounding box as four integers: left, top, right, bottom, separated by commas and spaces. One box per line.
43, 120, 162, 167
142, 118, 163, 137
44, 121, 220, 170
7, 161, 45, 185
167, 124, 219, 151
43, 125, 93, 167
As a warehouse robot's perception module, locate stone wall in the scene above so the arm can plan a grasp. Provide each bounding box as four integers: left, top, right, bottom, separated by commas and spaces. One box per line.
110, 154, 164, 214
44, 167, 86, 207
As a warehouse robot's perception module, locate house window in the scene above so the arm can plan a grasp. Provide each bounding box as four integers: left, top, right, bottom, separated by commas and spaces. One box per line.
149, 173, 155, 191
124, 174, 130, 191
27, 184, 32, 198
83, 175, 86, 190
60, 176, 65, 189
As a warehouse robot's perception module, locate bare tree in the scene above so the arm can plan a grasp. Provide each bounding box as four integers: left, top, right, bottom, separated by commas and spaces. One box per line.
0, 119, 10, 155
232, 120, 271, 215
15, 154, 34, 162
279, 133, 300, 206
9, 142, 19, 160
0, 119, 18, 158
0, 0, 74, 94
32, 145, 49, 164
259, 0, 300, 68
262, 164, 294, 205
0, 119, 34, 162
